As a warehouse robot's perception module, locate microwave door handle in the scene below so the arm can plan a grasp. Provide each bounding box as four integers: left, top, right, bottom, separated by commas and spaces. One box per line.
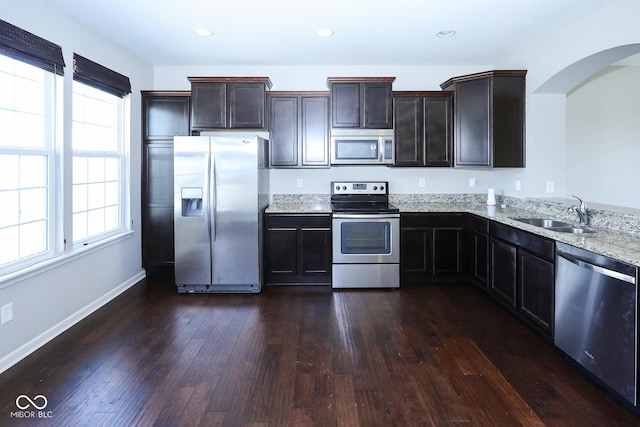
379, 138, 383, 162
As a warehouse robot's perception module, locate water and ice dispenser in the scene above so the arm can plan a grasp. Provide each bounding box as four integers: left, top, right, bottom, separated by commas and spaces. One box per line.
181, 187, 203, 217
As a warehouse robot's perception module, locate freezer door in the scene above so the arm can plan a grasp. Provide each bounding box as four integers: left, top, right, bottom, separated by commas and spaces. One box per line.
210, 134, 260, 286
174, 136, 212, 285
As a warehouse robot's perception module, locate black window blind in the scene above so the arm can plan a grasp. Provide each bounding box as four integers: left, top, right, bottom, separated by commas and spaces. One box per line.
0, 19, 65, 75
73, 53, 131, 98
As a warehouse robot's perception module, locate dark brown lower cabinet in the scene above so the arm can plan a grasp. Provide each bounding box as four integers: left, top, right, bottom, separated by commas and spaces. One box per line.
518, 250, 554, 335
471, 216, 490, 287
489, 222, 555, 337
400, 213, 468, 285
265, 214, 331, 284
490, 238, 517, 306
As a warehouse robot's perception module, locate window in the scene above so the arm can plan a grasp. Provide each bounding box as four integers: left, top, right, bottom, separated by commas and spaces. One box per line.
72, 81, 124, 242
0, 54, 57, 271
0, 21, 135, 277
71, 54, 131, 245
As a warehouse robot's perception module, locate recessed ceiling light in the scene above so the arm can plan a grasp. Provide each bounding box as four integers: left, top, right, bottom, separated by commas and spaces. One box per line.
316, 28, 334, 38
436, 30, 456, 38
194, 28, 213, 37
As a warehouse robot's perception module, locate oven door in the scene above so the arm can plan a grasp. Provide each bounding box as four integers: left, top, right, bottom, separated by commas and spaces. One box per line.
332, 214, 400, 264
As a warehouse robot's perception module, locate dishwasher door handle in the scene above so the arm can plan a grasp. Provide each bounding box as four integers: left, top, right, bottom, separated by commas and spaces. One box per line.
558, 252, 636, 284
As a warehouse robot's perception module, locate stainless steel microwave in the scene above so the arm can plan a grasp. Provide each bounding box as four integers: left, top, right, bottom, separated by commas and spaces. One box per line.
330, 129, 394, 165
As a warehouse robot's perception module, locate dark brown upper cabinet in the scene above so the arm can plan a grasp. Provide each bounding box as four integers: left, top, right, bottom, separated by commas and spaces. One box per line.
268, 92, 330, 168
189, 77, 272, 131
441, 70, 526, 168
393, 91, 453, 167
327, 77, 395, 129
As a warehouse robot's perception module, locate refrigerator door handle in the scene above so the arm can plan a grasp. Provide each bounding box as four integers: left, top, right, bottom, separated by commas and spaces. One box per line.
210, 151, 217, 242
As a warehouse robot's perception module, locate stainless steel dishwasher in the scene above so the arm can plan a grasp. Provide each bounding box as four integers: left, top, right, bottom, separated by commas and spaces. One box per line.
555, 242, 638, 405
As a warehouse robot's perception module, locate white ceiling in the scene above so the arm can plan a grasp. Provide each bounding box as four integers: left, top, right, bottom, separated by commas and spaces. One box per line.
44, 0, 613, 66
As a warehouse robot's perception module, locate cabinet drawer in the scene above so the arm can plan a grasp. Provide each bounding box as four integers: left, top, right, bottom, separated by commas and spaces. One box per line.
401, 212, 465, 228
490, 222, 554, 260
266, 214, 331, 229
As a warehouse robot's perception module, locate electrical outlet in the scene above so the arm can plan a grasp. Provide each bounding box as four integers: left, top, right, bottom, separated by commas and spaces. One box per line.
419, 178, 425, 188
296, 178, 303, 188
469, 177, 477, 188
1, 303, 13, 325
546, 181, 555, 193
515, 180, 521, 191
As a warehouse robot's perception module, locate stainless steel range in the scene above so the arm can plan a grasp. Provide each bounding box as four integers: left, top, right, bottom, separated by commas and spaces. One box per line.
331, 181, 400, 289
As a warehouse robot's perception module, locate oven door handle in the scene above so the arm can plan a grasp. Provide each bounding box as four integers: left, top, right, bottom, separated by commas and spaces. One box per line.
332, 213, 400, 220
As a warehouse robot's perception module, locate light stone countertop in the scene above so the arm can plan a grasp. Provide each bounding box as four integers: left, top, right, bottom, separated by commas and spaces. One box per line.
396, 202, 640, 268
265, 202, 332, 214
266, 194, 640, 268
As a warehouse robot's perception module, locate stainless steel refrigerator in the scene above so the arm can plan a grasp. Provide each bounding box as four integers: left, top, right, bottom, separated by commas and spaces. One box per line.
173, 131, 269, 293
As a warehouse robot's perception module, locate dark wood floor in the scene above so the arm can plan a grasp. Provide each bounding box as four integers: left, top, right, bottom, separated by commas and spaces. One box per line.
1, 272, 639, 426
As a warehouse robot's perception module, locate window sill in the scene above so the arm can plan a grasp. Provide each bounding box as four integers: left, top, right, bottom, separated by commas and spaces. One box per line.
0, 230, 135, 290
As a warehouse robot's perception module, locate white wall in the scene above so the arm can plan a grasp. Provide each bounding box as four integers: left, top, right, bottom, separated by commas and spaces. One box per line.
153, 0, 640, 206
566, 64, 640, 208
0, 1, 153, 372
496, 0, 640, 208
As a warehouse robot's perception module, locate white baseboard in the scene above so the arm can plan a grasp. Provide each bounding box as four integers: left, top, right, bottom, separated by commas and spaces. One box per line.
0, 269, 146, 375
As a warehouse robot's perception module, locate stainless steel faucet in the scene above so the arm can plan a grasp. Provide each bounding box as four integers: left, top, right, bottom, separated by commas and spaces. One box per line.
570, 195, 588, 226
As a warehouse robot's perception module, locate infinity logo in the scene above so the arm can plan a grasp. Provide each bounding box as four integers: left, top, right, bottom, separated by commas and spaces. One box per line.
15, 395, 48, 410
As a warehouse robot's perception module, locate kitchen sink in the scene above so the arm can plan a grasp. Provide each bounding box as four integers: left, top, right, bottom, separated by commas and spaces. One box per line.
512, 218, 594, 234
513, 218, 573, 228
546, 226, 593, 234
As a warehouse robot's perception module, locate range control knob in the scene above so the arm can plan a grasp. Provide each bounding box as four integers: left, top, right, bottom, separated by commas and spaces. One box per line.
335, 185, 340, 191
380, 185, 385, 191
373, 186, 378, 191
342, 186, 347, 191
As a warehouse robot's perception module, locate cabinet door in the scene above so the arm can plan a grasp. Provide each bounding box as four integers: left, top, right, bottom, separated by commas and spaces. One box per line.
300, 96, 329, 166
300, 227, 331, 277
493, 75, 526, 167
143, 207, 174, 268
363, 82, 393, 128
191, 83, 226, 129
331, 82, 360, 128
400, 227, 432, 284
433, 228, 463, 277
266, 227, 299, 279
490, 238, 517, 308
142, 143, 174, 267
455, 78, 490, 166
228, 83, 266, 129
518, 250, 554, 335
424, 95, 453, 167
394, 96, 424, 166
269, 96, 299, 166
144, 143, 174, 206
144, 97, 190, 139
473, 232, 489, 287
